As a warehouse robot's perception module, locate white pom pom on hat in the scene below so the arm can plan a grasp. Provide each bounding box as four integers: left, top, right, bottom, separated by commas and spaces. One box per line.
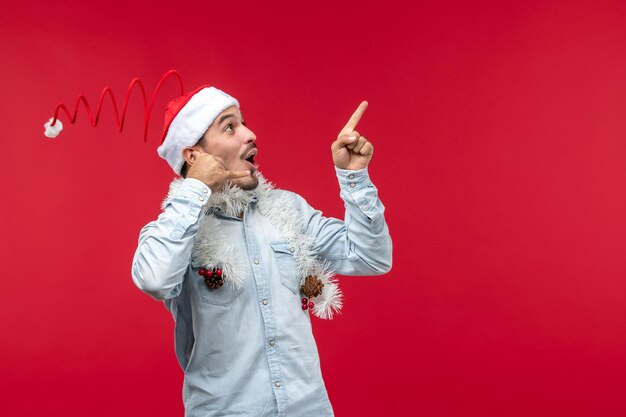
44, 118, 63, 138
158, 86, 239, 175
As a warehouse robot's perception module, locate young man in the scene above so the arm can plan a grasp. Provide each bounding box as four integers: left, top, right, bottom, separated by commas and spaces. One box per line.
131, 85, 392, 416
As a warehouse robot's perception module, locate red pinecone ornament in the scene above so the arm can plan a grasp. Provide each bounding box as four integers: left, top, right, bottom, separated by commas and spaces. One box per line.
200, 267, 225, 289
301, 275, 324, 298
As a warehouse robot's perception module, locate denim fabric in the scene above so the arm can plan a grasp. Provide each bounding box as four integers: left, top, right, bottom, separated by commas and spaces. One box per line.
132, 167, 392, 417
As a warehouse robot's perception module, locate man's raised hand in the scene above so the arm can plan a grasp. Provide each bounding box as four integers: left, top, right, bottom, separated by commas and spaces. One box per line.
187, 151, 250, 193
331, 101, 374, 171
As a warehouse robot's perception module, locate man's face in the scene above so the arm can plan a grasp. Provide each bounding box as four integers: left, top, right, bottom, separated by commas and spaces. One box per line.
199, 105, 259, 190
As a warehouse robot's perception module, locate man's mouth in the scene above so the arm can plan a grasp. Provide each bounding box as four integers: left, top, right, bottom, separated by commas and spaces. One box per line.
243, 147, 258, 167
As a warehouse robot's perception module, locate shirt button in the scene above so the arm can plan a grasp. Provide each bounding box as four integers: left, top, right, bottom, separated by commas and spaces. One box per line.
350, 183, 356, 188
262, 299, 268, 305
349, 174, 355, 179
289, 247, 295, 253
202, 188, 209, 194
361, 205, 368, 210
254, 258, 260, 265
275, 382, 281, 388
198, 196, 205, 201
269, 339, 276, 346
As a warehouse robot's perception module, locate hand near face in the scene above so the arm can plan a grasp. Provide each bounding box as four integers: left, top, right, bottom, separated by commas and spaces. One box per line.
331, 101, 374, 170
186, 151, 251, 193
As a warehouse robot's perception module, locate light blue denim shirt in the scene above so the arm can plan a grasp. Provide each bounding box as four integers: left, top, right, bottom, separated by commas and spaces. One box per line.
132, 167, 392, 417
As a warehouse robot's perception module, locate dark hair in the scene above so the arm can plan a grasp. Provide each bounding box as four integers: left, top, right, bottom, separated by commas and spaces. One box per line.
180, 163, 190, 178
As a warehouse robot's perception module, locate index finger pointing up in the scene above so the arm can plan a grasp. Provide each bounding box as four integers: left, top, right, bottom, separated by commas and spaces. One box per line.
341, 101, 368, 134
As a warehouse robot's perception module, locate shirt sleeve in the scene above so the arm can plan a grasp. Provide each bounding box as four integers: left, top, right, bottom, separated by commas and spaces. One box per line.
131, 178, 211, 300
296, 167, 393, 276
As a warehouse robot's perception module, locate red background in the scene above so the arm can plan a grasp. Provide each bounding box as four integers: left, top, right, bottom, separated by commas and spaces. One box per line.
1, 0, 626, 415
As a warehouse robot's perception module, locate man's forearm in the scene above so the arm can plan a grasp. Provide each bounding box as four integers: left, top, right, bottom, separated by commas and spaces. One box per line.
131, 178, 210, 300
299, 167, 392, 276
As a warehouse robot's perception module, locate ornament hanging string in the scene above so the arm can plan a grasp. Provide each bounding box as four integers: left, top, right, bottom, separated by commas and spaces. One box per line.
44, 69, 184, 142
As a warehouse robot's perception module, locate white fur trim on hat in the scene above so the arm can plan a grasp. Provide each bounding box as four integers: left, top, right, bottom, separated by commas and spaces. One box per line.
158, 87, 239, 174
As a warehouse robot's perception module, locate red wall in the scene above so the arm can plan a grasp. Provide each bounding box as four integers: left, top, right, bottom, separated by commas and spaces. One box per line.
2, 0, 626, 415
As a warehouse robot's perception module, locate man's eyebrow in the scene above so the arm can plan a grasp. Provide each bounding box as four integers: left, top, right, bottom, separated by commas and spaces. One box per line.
215, 113, 236, 127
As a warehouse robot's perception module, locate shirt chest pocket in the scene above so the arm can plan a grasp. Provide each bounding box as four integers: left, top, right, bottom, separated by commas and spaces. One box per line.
269, 241, 301, 294
190, 264, 245, 307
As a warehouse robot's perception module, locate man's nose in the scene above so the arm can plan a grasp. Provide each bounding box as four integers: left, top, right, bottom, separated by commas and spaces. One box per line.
244, 126, 257, 144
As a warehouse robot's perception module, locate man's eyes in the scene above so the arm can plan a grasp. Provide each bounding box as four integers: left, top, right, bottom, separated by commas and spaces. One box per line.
224, 118, 245, 132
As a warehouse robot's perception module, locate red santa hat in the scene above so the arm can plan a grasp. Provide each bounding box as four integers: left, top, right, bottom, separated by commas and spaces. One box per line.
43, 70, 239, 175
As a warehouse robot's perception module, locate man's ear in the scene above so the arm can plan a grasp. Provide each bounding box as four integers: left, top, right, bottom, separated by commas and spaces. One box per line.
182, 147, 197, 166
